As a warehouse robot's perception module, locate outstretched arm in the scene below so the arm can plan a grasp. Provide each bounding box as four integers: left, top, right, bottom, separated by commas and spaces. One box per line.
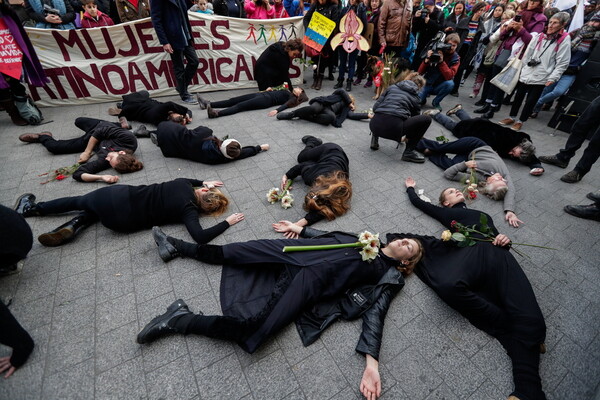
405, 178, 451, 226
360, 355, 381, 400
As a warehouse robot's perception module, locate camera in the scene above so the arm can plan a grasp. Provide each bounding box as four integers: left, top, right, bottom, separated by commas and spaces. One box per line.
421, 8, 429, 18
514, 15, 522, 22
527, 59, 541, 67
43, 4, 60, 16
422, 32, 452, 66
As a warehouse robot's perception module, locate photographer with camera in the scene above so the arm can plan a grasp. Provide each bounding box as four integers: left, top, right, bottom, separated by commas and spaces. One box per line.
497, 12, 571, 131
411, 0, 445, 70
245, 0, 274, 19
417, 33, 460, 111
26, 0, 75, 29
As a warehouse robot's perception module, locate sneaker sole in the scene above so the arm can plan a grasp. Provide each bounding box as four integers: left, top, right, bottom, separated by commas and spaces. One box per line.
38, 227, 74, 247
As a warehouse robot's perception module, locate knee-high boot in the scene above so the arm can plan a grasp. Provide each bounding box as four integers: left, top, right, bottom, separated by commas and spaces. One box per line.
1, 99, 28, 126
38, 212, 96, 247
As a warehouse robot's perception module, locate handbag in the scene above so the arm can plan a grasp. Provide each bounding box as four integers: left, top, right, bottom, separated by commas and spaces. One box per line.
490, 55, 523, 94
305, 45, 320, 58
493, 48, 511, 68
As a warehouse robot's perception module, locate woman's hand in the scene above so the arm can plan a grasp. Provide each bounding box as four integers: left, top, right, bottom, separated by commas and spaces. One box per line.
545, 81, 554, 87
349, 103, 356, 111
505, 211, 523, 228
203, 180, 224, 188
266, 87, 273, 91
101, 175, 119, 184
260, 144, 270, 151
0, 356, 16, 378
360, 355, 381, 400
465, 160, 477, 169
405, 177, 416, 188
78, 151, 92, 163
268, 110, 278, 117
280, 175, 290, 191
225, 212, 245, 226
272, 220, 303, 237
492, 233, 511, 247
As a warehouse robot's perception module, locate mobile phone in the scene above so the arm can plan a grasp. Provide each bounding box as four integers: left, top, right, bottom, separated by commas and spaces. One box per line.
514, 15, 522, 22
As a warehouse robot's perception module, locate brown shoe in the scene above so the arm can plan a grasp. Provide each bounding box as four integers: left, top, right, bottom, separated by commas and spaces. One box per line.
19, 131, 53, 143
498, 117, 514, 125
108, 107, 122, 116
511, 122, 523, 131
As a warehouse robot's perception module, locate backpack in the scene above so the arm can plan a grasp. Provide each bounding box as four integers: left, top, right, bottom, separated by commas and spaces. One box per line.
14, 96, 44, 125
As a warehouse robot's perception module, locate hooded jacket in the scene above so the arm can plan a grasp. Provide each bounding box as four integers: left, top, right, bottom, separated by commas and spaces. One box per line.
372, 80, 421, 120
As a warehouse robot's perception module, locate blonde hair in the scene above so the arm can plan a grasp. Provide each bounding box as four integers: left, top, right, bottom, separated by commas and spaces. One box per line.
395, 238, 424, 276
304, 171, 352, 220
481, 183, 508, 201
404, 72, 426, 90
196, 188, 229, 216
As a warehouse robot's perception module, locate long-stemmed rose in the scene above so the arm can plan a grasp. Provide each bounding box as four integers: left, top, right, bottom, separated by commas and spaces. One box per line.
39, 163, 80, 184
440, 214, 556, 257
283, 231, 380, 262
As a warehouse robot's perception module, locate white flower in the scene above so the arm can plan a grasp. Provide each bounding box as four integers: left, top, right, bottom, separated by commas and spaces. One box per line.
359, 231, 379, 245
441, 230, 452, 241
266, 188, 280, 204
312, 64, 318, 70
360, 246, 379, 262
280, 193, 294, 209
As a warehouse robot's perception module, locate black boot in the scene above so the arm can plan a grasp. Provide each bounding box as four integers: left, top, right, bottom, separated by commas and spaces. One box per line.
314, 74, 324, 90
196, 94, 209, 110
207, 104, 219, 119
1, 99, 28, 126
38, 212, 95, 247
133, 125, 150, 138
310, 72, 318, 89
333, 79, 344, 89
346, 79, 352, 92
152, 226, 180, 262
302, 135, 323, 148
474, 98, 486, 107
13, 194, 40, 217
136, 299, 193, 344
370, 134, 379, 150
277, 111, 295, 120
401, 149, 425, 163
473, 103, 491, 114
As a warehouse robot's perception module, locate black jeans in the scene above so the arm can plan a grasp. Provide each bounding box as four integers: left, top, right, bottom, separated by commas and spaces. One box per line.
509, 82, 545, 122
210, 93, 273, 117
369, 113, 432, 150
171, 44, 200, 98
38, 118, 113, 154
417, 137, 487, 170
557, 95, 600, 175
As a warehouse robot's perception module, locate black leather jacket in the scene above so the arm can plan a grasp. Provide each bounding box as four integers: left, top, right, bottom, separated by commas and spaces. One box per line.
295, 227, 405, 360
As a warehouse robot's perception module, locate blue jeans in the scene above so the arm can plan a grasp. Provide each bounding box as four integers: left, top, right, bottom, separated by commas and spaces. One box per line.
417, 137, 486, 170
532, 74, 577, 113
337, 49, 358, 81
433, 109, 472, 131
419, 80, 455, 107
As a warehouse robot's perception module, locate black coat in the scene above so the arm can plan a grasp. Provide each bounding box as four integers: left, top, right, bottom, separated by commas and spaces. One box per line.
254, 42, 293, 91
219, 230, 404, 357
372, 80, 421, 120
0, 205, 33, 268
120, 91, 190, 126
156, 121, 262, 164
451, 118, 542, 169
213, 0, 245, 17
412, 7, 445, 60
310, 89, 354, 127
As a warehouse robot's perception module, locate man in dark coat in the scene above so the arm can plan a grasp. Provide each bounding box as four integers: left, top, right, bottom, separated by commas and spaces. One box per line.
411, 0, 445, 70
150, 0, 199, 104
426, 105, 544, 175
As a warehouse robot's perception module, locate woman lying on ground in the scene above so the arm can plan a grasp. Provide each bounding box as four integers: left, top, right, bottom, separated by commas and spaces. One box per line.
276, 88, 371, 127
13, 178, 243, 247
404, 177, 547, 400
134, 120, 269, 164
369, 72, 431, 163
108, 90, 193, 127
142, 222, 424, 400
425, 104, 544, 175
18, 117, 143, 184
279, 136, 352, 235
196, 87, 308, 119
416, 136, 523, 227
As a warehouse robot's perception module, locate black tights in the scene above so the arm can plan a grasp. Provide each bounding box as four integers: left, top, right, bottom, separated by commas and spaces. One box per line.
369, 113, 432, 150
509, 82, 545, 122
38, 117, 118, 155
291, 103, 336, 125
210, 93, 273, 117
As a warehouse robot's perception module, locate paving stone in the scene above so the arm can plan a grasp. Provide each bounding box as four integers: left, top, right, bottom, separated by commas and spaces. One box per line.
145, 355, 199, 400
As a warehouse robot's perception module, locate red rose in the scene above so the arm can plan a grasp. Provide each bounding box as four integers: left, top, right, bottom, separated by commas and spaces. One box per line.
450, 220, 457, 228
56, 174, 66, 181
469, 192, 477, 199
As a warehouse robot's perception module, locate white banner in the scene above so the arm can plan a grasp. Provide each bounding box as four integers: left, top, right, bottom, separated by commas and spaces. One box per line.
25, 14, 305, 107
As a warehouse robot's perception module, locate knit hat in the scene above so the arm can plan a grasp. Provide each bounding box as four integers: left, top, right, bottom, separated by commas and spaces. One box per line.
424, 0, 435, 5
220, 138, 240, 159
591, 12, 600, 22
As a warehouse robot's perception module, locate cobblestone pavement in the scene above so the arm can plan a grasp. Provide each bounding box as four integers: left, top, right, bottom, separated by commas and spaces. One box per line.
1, 76, 599, 400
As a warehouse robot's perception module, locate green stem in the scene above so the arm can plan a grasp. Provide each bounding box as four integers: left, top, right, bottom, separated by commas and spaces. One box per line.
510, 242, 557, 250
283, 242, 361, 252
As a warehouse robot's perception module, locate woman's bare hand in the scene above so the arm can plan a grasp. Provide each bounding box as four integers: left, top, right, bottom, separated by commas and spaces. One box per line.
405, 177, 416, 188
225, 212, 245, 226
268, 110, 278, 117
492, 233, 511, 247
0, 356, 16, 378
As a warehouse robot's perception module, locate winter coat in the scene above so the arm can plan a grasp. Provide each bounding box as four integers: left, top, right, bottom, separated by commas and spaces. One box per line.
219, 229, 407, 358
519, 32, 571, 85
115, 0, 149, 22
150, 0, 193, 50
254, 42, 293, 91
412, 6, 444, 55
80, 10, 114, 28
310, 88, 354, 127
417, 50, 460, 86
372, 80, 421, 120
378, 0, 413, 48
213, 0, 246, 17
25, 0, 75, 29
244, 0, 275, 19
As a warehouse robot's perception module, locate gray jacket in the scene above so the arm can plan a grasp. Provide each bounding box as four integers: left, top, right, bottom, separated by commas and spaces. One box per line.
372, 80, 421, 120
443, 145, 516, 213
